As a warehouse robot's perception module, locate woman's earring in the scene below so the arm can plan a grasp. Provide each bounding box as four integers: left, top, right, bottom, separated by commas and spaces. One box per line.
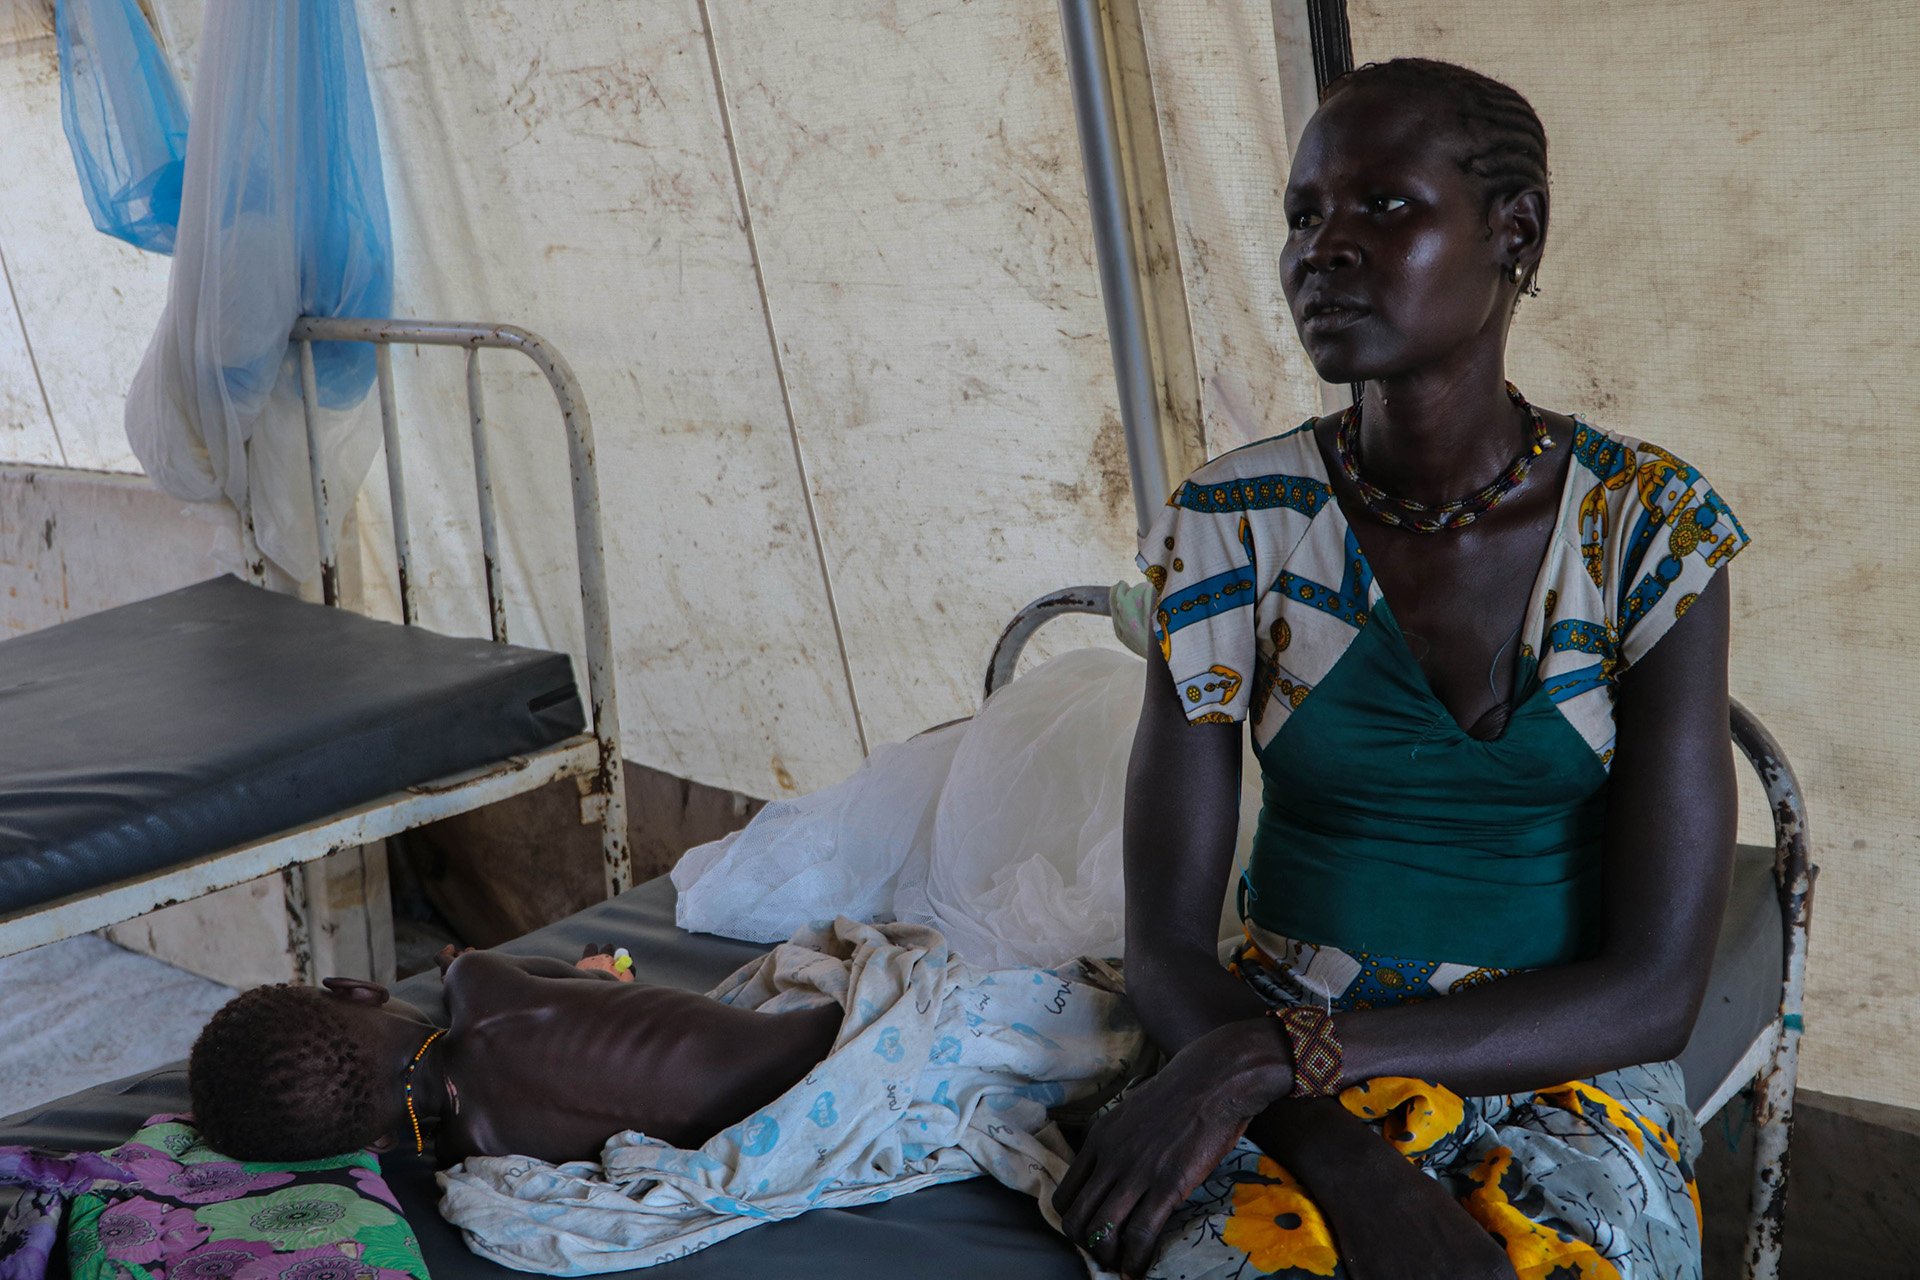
1508, 262, 1526, 283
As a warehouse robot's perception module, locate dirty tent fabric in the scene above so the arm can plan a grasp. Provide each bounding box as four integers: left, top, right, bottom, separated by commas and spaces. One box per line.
124, 0, 391, 582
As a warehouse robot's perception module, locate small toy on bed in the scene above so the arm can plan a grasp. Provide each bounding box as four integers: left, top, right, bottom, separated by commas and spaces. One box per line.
574, 943, 635, 981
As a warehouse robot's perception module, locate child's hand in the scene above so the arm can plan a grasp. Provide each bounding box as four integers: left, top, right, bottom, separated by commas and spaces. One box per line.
435, 944, 476, 976
576, 943, 636, 981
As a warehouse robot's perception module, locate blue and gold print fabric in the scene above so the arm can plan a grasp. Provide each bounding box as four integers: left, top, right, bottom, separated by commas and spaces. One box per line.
1137, 417, 1749, 767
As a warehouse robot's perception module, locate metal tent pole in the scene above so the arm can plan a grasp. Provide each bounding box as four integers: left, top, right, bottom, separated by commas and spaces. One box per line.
1058, 0, 1168, 535
1304, 0, 1353, 94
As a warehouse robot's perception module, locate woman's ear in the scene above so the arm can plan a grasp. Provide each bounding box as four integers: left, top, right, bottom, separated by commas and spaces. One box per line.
321, 976, 391, 1006
1494, 187, 1549, 279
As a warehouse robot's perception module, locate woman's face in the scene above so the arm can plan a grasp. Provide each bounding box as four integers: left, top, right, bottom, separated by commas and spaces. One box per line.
1280, 87, 1532, 386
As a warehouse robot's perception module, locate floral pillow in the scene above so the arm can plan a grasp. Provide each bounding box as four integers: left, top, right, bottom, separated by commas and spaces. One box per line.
65, 1117, 428, 1280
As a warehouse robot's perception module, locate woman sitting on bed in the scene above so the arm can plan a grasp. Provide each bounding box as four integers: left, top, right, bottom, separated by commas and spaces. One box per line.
1051, 59, 1743, 1280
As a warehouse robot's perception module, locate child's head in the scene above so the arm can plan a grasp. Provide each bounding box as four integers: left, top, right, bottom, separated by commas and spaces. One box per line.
188, 984, 388, 1161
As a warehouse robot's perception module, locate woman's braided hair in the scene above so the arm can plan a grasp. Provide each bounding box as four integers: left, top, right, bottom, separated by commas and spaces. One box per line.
188, 985, 384, 1161
1322, 58, 1549, 291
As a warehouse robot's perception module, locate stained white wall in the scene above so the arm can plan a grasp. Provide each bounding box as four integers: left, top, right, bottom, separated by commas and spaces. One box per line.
0, 24, 165, 473
1136, 2, 1325, 451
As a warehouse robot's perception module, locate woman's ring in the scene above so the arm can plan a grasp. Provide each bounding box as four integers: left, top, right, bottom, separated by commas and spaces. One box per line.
1086, 1221, 1115, 1249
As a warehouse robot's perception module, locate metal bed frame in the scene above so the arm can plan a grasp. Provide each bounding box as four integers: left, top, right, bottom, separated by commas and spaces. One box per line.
0, 317, 631, 982
985, 584, 1816, 1280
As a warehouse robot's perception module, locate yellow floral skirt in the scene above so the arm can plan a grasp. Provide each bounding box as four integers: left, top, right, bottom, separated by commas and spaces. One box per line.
1144, 940, 1704, 1280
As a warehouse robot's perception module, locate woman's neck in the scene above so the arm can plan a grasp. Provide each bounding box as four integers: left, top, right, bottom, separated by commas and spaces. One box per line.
1357, 358, 1528, 505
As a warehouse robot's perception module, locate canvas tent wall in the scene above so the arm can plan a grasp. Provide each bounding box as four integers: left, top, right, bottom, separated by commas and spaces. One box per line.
0, 1, 1912, 1112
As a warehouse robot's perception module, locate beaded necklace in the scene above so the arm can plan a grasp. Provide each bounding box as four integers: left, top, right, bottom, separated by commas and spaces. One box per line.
403, 1028, 445, 1156
1335, 381, 1552, 533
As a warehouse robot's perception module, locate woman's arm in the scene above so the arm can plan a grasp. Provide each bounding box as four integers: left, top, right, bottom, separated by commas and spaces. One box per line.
1061, 578, 1738, 1276
1127, 573, 1737, 1097
1121, 646, 1271, 1052
1059, 644, 1513, 1278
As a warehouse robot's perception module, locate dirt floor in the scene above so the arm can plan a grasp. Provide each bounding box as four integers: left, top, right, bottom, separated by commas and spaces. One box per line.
0, 934, 233, 1119
1696, 1089, 1920, 1278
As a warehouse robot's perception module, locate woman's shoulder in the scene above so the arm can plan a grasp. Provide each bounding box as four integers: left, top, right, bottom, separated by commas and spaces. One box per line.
1167, 419, 1329, 511
1562, 417, 1731, 507
1553, 415, 1750, 661
1561, 417, 1747, 550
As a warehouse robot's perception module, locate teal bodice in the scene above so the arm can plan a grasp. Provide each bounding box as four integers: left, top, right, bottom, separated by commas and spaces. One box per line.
1247, 602, 1611, 970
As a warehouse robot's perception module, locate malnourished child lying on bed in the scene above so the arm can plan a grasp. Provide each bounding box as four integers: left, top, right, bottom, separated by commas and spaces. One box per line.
188, 919, 1142, 1273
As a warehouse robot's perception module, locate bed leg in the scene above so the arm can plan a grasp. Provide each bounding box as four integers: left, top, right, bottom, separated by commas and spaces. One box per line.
280, 865, 317, 986
596, 754, 631, 899
1741, 1020, 1801, 1279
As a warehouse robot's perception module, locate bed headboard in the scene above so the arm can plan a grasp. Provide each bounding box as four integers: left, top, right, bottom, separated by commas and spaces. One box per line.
282, 317, 630, 895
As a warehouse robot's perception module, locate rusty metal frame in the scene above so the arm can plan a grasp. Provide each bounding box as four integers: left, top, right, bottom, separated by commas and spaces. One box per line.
1302, 0, 1353, 96
983, 584, 1114, 700
986, 584, 1814, 1280
0, 740, 602, 960
288, 316, 631, 903
0, 317, 631, 981
1727, 702, 1815, 1280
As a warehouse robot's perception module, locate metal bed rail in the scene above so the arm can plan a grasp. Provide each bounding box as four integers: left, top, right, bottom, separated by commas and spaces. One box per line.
985, 583, 1816, 1280
0, 745, 596, 964
285, 317, 631, 900
1727, 703, 1816, 1280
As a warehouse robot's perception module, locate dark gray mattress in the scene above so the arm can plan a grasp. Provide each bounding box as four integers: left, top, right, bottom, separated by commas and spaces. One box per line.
0, 858, 1786, 1275
1677, 840, 1785, 1104
0, 576, 585, 915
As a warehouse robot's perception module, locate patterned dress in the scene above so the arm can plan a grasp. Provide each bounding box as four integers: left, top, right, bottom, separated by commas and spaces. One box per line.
1135, 417, 1748, 1280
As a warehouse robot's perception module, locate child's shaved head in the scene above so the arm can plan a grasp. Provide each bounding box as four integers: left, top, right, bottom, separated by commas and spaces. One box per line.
188, 985, 384, 1161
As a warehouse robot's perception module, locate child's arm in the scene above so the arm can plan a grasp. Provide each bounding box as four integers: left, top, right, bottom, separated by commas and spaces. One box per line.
436, 944, 632, 982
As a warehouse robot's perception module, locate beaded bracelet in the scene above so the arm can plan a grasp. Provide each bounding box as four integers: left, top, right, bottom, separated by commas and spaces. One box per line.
1269, 1007, 1343, 1098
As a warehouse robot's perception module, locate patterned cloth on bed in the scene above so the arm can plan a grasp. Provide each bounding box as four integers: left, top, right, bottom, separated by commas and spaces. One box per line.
0, 1117, 427, 1280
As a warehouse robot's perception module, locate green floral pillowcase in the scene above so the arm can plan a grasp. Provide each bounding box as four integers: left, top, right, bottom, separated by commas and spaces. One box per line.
66, 1117, 429, 1280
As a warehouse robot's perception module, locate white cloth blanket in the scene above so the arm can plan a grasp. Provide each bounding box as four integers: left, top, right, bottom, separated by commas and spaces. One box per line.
437, 919, 1142, 1275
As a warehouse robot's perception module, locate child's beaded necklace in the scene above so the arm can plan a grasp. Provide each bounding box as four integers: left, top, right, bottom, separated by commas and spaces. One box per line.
404, 1028, 445, 1155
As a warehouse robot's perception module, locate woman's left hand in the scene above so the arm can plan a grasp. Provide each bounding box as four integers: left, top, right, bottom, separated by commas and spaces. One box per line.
1053, 1020, 1290, 1278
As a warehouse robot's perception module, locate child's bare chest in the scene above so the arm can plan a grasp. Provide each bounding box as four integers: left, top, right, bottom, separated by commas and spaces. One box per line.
439, 987, 837, 1165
